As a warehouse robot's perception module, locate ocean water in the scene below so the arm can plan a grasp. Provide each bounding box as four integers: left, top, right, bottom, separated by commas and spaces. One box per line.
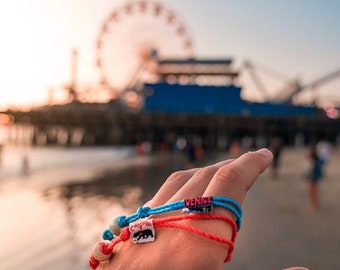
0, 145, 135, 182
0, 145, 157, 270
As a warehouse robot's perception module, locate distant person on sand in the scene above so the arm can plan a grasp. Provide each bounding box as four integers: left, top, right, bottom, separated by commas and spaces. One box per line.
269, 137, 283, 178
228, 140, 241, 157
306, 144, 323, 209
185, 138, 204, 168
316, 140, 331, 177
186, 140, 196, 164
21, 155, 30, 175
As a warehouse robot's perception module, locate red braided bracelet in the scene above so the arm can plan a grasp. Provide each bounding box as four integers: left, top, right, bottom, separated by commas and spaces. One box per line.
89, 213, 237, 269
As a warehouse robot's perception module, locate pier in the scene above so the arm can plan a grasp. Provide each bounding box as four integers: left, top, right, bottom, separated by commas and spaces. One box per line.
1, 57, 339, 149
1, 100, 339, 150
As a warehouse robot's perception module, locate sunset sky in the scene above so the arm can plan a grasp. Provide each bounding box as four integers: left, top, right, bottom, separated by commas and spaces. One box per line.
0, 0, 339, 110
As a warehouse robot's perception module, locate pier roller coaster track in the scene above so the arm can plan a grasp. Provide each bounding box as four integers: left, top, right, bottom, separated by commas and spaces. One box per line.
96, 0, 195, 104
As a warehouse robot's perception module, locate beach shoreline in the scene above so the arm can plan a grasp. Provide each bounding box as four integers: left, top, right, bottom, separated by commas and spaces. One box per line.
1, 146, 340, 270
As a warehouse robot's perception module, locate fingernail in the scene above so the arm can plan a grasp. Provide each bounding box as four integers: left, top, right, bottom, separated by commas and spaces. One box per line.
256, 148, 273, 159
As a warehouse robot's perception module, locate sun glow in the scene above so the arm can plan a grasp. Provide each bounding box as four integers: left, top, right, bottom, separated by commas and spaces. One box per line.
0, 2, 48, 108
0, 1, 100, 110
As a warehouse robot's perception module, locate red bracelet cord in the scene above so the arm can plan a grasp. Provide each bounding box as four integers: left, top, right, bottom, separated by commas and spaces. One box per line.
89, 213, 237, 269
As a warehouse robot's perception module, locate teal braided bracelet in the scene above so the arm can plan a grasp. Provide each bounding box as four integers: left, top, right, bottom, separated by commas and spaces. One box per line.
102, 196, 242, 240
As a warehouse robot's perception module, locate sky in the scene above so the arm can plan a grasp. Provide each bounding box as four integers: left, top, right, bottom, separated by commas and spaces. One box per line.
0, 0, 339, 110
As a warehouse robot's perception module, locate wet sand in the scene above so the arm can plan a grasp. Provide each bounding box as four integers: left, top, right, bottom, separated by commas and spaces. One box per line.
226, 147, 340, 270
0, 147, 339, 270
0, 150, 189, 270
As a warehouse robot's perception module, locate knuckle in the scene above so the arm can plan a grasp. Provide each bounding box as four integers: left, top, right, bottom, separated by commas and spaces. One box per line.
194, 165, 216, 178
167, 168, 195, 184
168, 170, 186, 182
215, 164, 241, 185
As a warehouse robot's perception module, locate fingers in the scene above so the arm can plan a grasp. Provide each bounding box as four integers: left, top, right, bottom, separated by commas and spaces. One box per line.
147, 159, 234, 207
146, 168, 198, 207
203, 148, 273, 204
147, 148, 272, 210
167, 159, 235, 203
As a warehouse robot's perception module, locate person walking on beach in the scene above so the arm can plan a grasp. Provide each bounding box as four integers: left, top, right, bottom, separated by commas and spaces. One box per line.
306, 144, 323, 209
316, 140, 331, 177
185, 138, 204, 169
269, 136, 283, 178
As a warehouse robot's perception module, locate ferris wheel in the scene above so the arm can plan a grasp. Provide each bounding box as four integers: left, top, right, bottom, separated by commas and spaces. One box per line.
96, 0, 195, 98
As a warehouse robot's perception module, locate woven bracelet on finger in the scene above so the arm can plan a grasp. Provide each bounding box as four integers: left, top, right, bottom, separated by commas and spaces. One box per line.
90, 213, 238, 270
102, 196, 242, 241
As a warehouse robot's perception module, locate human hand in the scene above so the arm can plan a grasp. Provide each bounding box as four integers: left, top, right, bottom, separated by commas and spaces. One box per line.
95, 148, 273, 270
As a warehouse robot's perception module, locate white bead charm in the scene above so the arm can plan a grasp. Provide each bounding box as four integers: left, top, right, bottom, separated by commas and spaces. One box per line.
92, 242, 112, 261
109, 217, 122, 235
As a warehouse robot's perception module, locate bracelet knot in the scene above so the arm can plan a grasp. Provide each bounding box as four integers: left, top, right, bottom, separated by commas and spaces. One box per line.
137, 206, 151, 218
120, 227, 130, 241
102, 229, 114, 240
118, 215, 129, 228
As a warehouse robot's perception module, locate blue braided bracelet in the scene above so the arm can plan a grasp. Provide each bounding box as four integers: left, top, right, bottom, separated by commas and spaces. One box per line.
102, 196, 242, 241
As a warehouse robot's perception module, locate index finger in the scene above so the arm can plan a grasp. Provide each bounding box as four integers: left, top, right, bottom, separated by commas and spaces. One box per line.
202, 148, 273, 205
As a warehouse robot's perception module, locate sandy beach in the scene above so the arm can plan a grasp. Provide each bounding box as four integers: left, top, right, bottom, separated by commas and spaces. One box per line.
0, 146, 339, 270
226, 146, 340, 270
